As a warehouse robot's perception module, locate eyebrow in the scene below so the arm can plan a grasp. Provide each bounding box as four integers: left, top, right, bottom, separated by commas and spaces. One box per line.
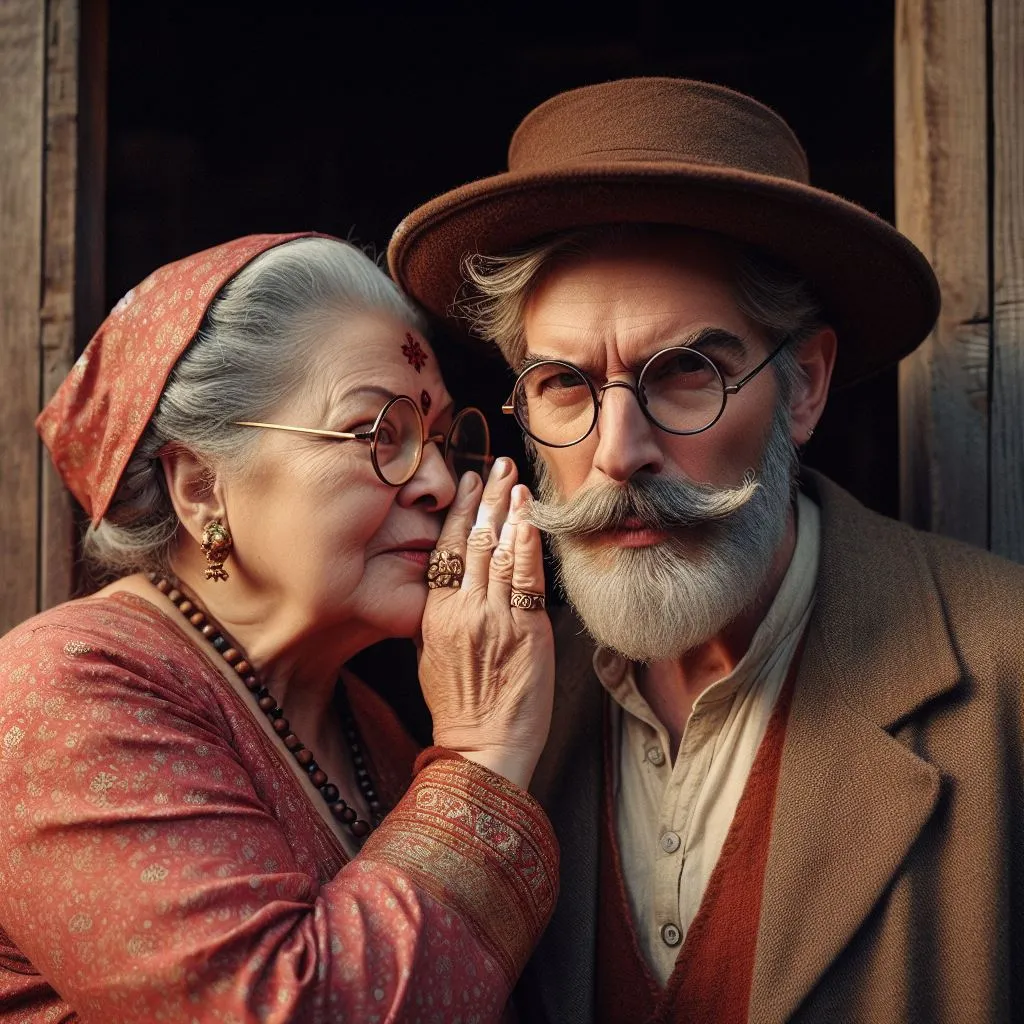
683, 327, 749, 359
521, 327, 751, 375
328, 384, 456, 423
342, 385, 400, 405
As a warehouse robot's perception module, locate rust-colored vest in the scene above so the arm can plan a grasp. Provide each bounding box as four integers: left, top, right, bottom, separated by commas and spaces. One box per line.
596, 656, 798, 1024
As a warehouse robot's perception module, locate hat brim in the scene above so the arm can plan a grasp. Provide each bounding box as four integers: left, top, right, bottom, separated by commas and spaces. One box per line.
389, 162, 940, 388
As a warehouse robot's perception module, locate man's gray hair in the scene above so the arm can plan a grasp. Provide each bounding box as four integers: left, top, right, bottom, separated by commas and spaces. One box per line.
84, 237, 425, 583
459, 224, 824, 402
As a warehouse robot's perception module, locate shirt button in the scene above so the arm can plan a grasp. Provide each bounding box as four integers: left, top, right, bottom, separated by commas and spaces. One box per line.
660, 830, 681, 854
661, 923, 682, 947
645, 746, 665, 766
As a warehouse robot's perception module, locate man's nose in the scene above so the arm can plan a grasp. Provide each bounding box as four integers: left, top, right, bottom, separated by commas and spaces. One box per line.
591, 381, 664, 483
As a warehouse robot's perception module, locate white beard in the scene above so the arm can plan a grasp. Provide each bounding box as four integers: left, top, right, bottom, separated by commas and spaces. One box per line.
529, 403, 796, 663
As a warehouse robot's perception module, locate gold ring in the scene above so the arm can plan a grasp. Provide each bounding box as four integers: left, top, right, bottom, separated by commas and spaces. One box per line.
510, 589, 546, 611
426, 549, 465, 589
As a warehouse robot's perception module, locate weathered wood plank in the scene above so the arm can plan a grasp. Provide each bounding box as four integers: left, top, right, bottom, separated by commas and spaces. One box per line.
990, 0, 1024, 564
0, 0, 45, 635
39, 0, 81, 610
895, 0, 990, 547
75, 0, 107, 355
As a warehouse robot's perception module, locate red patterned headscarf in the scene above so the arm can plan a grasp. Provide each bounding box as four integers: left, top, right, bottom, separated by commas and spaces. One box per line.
37, 232, 328, 525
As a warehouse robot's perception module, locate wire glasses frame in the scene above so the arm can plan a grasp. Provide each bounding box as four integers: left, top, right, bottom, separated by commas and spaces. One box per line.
234, 395, 491, 486
501, 338, 790, 448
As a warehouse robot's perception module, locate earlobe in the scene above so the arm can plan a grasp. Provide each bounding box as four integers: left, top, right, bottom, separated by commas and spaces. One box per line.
790, 326, 837, 443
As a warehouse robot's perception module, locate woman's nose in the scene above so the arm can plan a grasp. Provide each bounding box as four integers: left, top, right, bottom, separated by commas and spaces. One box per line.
397, 438, 458, 511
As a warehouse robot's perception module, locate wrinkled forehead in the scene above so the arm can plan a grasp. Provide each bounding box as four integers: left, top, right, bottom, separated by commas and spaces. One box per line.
307, 311, 450, 408
523, 231, 750, 361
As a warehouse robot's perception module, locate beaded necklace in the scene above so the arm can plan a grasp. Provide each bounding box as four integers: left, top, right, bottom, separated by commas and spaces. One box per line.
148, 574, 384, 839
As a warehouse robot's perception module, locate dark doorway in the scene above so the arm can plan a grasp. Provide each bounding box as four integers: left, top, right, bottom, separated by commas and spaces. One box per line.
107, 1, 897, 739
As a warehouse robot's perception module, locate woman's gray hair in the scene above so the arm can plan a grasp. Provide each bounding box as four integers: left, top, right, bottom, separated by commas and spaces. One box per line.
459, 224, 824, 402
84, 237, 425, 583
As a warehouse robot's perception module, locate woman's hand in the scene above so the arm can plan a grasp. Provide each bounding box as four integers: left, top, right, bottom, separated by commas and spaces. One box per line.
418, 458, 555, 791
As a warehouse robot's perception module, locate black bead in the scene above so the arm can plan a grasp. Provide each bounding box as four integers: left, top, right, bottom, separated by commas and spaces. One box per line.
320, 783, 340, 803
212, 635, 229, 652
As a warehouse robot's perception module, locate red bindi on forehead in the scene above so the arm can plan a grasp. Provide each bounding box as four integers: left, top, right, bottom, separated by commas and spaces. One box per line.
401, 333, 429, 372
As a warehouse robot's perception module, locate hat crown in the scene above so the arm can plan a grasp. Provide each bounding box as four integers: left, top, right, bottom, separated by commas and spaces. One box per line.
509, 77, 810, 184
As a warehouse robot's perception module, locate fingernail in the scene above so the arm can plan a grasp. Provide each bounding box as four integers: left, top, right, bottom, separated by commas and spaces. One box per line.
492, 457, 512, 479
511, 485, 529, 510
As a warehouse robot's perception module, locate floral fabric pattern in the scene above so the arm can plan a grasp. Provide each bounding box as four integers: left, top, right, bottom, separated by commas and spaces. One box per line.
0, 594, 558, 1023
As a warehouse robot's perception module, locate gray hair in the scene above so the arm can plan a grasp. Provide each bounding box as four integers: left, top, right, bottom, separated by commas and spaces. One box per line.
459, 224, 824, 402
83, 237, 425, 583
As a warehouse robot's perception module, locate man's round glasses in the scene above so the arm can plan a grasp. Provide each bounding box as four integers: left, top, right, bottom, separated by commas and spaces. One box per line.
502, 339, 788, 448
234, 396, 492, 486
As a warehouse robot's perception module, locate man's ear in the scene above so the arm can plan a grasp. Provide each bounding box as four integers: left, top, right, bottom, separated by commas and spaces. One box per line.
158, 445, 227, 545
788, 326, 837, 445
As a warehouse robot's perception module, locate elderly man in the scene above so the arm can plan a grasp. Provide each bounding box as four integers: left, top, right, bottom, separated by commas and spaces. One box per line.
389, 78, 1024, 1023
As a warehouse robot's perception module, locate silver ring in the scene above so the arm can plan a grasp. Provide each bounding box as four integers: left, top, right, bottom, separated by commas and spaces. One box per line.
510, 589, 546, 611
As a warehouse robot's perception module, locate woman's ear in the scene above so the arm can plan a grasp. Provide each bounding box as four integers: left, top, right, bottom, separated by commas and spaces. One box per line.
159, 445, 227, 545
788, 326, 837, 445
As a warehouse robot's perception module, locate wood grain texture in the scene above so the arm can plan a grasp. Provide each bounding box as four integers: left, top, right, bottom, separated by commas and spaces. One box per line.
39, 0, 80, 611
0, 0, 45, 634
895, 0, 990, 548
990, 0, 1024, 563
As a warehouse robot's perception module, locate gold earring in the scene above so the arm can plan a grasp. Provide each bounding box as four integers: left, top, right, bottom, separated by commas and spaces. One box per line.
201, 520, 233, 582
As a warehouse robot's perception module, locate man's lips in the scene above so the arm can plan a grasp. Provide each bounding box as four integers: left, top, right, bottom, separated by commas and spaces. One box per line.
589, 518, 669, 548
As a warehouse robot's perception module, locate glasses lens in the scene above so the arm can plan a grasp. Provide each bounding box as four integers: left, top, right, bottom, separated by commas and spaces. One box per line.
514, 361, 596, 447
372, 396, 422, 485
639, 347, 725, 434
446, 408, 492, 481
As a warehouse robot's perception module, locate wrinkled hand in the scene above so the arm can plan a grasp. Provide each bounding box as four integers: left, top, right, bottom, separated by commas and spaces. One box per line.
418, 458, 554, 790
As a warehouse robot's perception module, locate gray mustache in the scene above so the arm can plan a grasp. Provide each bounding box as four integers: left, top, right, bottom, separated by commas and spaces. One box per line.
526, 472, 760, 539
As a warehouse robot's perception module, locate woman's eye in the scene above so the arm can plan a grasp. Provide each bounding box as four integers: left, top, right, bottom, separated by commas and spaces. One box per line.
375, 420, 402, 447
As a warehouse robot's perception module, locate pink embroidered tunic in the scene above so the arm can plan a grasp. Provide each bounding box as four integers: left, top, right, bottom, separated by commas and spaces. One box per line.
0, 594, 559, 1023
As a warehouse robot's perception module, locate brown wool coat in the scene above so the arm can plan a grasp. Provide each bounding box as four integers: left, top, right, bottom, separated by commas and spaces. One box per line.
518, 471, 1024, 1024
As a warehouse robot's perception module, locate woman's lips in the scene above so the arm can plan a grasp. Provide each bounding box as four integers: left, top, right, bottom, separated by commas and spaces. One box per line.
383, 539, 438, 568
389, 549, 431, 567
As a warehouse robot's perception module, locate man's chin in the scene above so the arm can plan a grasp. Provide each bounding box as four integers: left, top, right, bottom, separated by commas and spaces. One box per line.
555, 549, 750, 663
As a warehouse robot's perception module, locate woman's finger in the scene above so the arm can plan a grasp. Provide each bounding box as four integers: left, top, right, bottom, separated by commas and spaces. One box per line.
486, 486, 525, 607
426, 471, 482, 597
461, 457, 516, 596
510, 489, 547, 615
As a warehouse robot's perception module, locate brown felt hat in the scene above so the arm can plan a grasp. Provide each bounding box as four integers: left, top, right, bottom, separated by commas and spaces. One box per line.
388, 77, 939, 387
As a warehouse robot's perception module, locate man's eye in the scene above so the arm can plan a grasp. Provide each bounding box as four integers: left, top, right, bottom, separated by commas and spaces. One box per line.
538, 371, 587, 393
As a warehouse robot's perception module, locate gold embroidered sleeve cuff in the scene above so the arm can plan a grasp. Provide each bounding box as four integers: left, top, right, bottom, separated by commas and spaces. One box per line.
357, 750, 560, 987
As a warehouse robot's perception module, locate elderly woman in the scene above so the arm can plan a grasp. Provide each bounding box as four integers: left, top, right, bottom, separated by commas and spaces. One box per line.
0, 233, 556, 1023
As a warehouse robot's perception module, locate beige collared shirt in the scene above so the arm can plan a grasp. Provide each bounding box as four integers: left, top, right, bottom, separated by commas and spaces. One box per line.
595, 493, 820, 984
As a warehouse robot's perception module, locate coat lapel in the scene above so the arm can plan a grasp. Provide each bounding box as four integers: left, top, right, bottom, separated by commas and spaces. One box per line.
750, 474, 963, 1023
523, 609, 604, 1024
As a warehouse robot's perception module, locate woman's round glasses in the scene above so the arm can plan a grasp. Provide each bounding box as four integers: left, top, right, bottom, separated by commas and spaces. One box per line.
234, 396, 492, 486
502, 340, 788, 448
